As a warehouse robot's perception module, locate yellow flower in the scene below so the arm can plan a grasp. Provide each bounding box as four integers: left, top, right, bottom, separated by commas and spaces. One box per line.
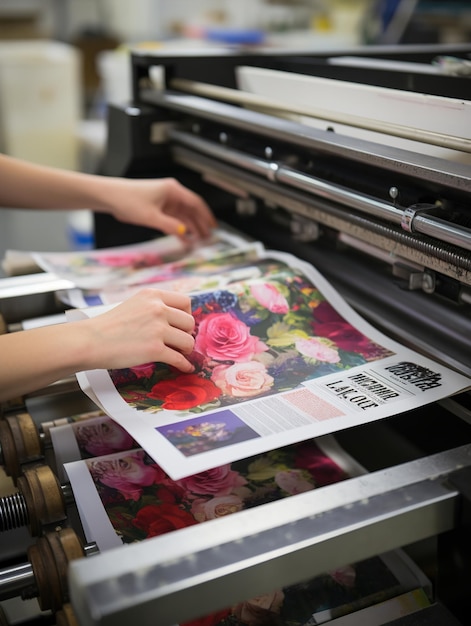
267, 323, 309, 348
247, 457, 282, 481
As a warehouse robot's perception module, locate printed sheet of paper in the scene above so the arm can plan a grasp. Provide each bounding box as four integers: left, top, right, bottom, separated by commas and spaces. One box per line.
58, 242, 265, 308
64, 438, 430, 624
65, 435, 361, 551
50, 413, 137, 483
31, 228, 253, 290
68, 249, 471, 480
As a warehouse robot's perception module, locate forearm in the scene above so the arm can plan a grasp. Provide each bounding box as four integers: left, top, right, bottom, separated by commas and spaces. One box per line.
0, 289, 196, 403
0, 322, 95, 402
0, 153, 115, 212
0, 153, 216, 238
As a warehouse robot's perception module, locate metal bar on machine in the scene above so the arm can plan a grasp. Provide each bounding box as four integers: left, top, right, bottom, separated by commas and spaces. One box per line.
142, 90, 471, 193
68, 445, 471, 626
0, 273, 74, 300
169, 129, 471, 251
170, 78, 471, 154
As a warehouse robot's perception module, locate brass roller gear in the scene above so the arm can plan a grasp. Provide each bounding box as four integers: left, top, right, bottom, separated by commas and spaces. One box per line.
28, 528, 85, 612
0, 413, 42, 480
17, 465, 66, 536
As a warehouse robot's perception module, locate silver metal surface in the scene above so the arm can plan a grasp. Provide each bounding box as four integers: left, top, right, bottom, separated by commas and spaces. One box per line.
172, 145, 471, 287
0, 562, 35, 601
169, 129, 471, 252
172, 145, 471, 300
413, 214, 471, 249
275, 165, 404, 222
0, 273, 74, 300
69, 445, 470, 626
0, 492, 29, 532
142, 89, 471, 193
0, 273, 75, 324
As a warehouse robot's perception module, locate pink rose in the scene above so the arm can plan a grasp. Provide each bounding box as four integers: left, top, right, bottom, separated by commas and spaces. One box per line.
88, 450, 165, 500
295, 337, 340, 363
194, 312, 268, 362
75, 418, 135, 457
177, 464, 247, 497
274, 469, 314, 494
191, 494, 244, 521
250, 282, 289, 314
212, 362, 274, 398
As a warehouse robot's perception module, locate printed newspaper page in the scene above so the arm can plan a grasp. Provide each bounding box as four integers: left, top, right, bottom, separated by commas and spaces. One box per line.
68, 249, 471, 480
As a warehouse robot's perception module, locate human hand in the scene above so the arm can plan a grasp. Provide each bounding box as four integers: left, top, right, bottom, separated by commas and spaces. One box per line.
84, 288, 196, 373
104, 177, 217, 239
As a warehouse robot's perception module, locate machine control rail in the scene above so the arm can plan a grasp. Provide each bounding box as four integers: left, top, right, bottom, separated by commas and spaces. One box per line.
169, 128, 471, 252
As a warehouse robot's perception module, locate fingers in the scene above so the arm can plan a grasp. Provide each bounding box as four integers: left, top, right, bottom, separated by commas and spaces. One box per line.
165, 180, 217, 239
153, 323, 195, 373
151, 211, 189, 238
165, 327, 195, 355
138, 289, 195, 369
145, 200, 214, 241
155, 289, 193, 317
107, 177, 217, 240
158, 345, 195, 373
179, 186, 218, 237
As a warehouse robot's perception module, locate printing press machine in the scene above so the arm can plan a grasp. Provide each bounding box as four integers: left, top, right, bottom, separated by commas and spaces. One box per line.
1, 42, 471, 626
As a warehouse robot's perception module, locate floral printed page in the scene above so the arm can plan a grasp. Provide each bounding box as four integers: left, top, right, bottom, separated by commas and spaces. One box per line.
65, 435, 360, 550
64, 439, 430, 625
69, 249, 471, 480
50, 413, 138, 483
31, 228, 254, 290
56, 242, 265, 308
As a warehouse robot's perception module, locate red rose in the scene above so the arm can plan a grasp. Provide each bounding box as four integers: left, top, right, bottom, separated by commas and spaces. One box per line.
314, 301, 344, 323
148, 374, 221, 410
132, 503, 197, 537
155, 484, 185, 504
312, 321, 374, 354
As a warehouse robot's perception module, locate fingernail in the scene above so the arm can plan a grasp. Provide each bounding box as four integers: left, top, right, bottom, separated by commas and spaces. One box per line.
177, 223, 186, 235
